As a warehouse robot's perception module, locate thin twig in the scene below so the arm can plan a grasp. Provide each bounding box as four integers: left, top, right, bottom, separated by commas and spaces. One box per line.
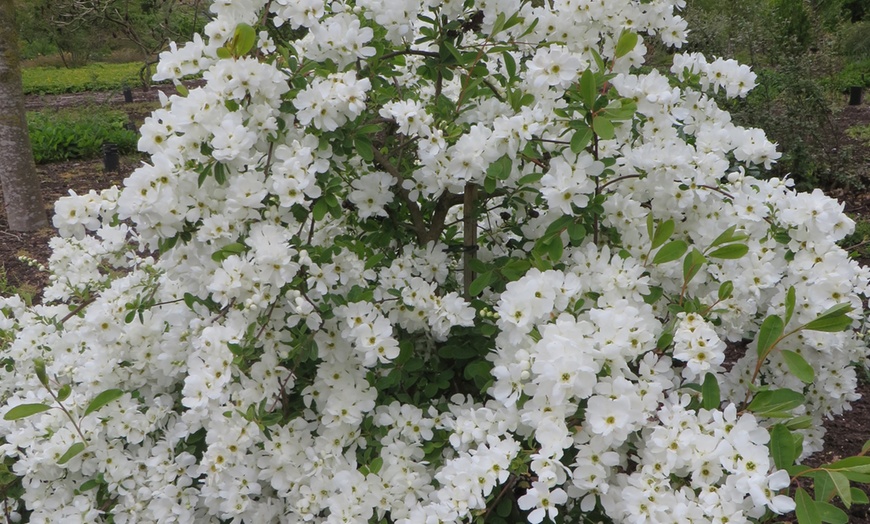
59, 298, 96, 324
380, 49, 440, 61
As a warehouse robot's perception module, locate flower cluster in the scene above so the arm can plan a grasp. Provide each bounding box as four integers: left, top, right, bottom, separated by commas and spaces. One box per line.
0, 0, 867, 523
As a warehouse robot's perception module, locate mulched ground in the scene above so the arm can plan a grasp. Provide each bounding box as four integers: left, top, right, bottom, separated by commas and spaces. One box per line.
1, 84, 870, 522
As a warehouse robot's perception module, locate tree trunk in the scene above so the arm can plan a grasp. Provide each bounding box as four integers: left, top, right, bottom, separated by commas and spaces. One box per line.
0, 0, 48, 231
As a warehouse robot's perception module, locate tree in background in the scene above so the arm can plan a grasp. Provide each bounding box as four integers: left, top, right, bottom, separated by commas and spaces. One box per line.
680, 0, 870, 190
0, 0, 48, 232
16, 0, 206, 73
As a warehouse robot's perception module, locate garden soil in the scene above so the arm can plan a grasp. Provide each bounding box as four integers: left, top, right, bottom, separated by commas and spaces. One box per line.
1, 86, 870, 522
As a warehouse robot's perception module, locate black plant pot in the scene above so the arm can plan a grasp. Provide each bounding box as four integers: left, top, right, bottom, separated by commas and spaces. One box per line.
849, 86, 863, 106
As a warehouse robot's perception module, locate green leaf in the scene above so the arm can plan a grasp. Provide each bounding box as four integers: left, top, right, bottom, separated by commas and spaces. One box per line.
486, 154, 512, 182
368, 457, 384, 475
354, 137, 374, 162
796, 487, 821, 524
547, 236, 564, 262
815, 470, 836, 501
701, 372, 720, 410
785, 286, 796, 326
656, 330, 673, 350
175, 83, 189, 97
770, 424, 796, 469
213, 161, 228, 184
490, 12, 506, 36
216, 47, 232, 59
502, 51, 516, 79
803, 315, 853, 333
841, 471, 870, 483
789, 464, 814, 477
708, 243, 749, 259
4, 403, 52, 420
718, 280, 734, 301
803, 303, 854, 332
785, 415, 814, 430
543, 215, 574, 238
652, 240, 688, 264
826, 456, 870, 473
79, 478, 101, 491
827, 471, 851, 507
646, 214, 654, 240
493, 155, 513, 181
484, 173, 496, 193
614, 31, 639, 59
592, 116, 615, 140
570, 126, 593, 154
83, 389, 124, 417
233, 23, 257, 56
709, 225, 738, 247
518, 172, 543, 185
404, 358, 424, 372
500, 258, 531, 281
851, 487, 869, 505
579, 69, 597, 108
601, 99, 637, 120
34, 357, 48, 387
567, 221, 586, 244
312, 199, 329, 221
211, 242, 246, 263
756, 314, 784, 358
464, 360, 493, 390
643, 286, 663, 305
590, 47, 606, 72
57, 442, 85, 465
747, 388, 805, 417
56, 384, 72, 402
469, 272, 493, 297
816, 501, 848, 524
682, 248, 706, 285
651, 219, 675, 250
781, 350, 815, 383
438, 344, 478, 360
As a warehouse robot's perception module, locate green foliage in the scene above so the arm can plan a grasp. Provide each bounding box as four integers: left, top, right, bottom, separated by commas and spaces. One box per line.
836, 20, 870, 60
15, 0, 207, 68
678, 0, 869, 191
840, 215, 870, 259
26, 107, 138, 164
21, 62, 144, 95
846, 123, 870, 145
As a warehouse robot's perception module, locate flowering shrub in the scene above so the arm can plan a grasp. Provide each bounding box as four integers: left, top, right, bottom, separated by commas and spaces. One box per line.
2, 0, 870, 522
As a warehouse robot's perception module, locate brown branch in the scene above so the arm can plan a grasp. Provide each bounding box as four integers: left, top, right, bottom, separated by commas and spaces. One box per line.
481, 78, 505, 102
380, 49, 440, 61
463, 183, 478, 299
372, 149, 428, 243
600, 174, 642, 190
422, 191, 464, 245
483, 475, 519, 522
59, 297, 96, 324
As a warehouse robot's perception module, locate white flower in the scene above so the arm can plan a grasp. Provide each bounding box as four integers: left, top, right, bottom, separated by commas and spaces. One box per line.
526, 46, 583, 89
518, 482, 568, 524
349, 171, 395, 219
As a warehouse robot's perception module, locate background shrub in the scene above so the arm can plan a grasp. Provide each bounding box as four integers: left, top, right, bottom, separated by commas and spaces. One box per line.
670, 0, 869, 191
26, 107, 138, 164
21, 62, 145, 95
